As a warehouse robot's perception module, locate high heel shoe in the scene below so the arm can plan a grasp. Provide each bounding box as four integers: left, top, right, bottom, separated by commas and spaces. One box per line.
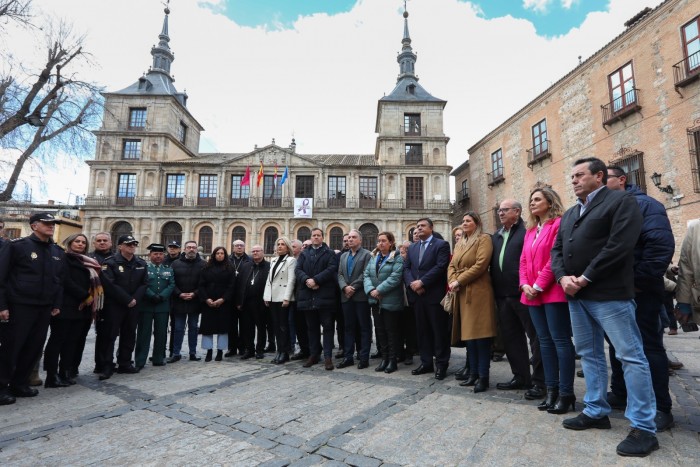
215, 350, 223, 361
375, 359, 389, 372
473, 376, 489, 393
459, 374, 479, 387
548, 394, 576, 414
537, 388, 559, 411
205, 349, 213, 362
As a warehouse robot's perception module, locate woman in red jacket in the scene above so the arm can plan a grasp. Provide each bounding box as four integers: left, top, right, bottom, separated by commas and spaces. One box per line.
519, 186, 575, 414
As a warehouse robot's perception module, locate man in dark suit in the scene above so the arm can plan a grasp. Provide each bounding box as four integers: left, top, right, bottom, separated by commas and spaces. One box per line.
551, 157, 657, 457
403, 217, 451, 380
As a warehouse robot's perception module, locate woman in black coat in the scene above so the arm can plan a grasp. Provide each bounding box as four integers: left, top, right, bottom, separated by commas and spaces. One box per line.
44, 233, 103, 387
198, 247, 235, 361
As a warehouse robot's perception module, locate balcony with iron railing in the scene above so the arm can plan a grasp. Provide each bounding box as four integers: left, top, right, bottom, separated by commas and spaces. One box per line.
601, 88, 642, 126
673, 51, 700, 89
487, 168, 505, 187
526, 139, 552, 167
457, 187, 469, 201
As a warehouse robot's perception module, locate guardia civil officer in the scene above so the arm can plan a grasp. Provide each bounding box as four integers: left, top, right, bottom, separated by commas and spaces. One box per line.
134, 244, 175, 369
0, 212, 65, 405
97, 235, 148, 380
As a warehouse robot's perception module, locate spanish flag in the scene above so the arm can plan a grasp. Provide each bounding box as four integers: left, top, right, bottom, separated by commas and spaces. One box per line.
256, 162, 264, 187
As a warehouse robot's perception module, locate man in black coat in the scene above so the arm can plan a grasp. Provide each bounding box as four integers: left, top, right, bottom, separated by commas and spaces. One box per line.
403, 218, 451, 380
83, 232, 113, 375
235, 245, 270, 359
226, 239, 250, 357
97, 234, 148, 380
295, 228, 339, 370
0, 212, 65, 404
169, 240, 206, 362
552, 157, 657, 457
491, 200, 544, 398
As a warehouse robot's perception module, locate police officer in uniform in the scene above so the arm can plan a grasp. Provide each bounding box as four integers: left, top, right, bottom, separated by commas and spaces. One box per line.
97, 234, 148, 380
0, 212, 65, 405
135, 244, 175, 369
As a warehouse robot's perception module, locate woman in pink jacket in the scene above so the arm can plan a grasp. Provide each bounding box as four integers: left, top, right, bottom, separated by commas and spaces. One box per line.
519, 186, 575, 414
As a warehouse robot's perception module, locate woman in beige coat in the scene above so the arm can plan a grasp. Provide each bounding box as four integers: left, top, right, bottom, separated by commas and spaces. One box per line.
448, 211, 496, 393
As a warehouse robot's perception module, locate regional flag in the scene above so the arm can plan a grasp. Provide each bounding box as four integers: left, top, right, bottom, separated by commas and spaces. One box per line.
240, 166, 251, 186
280, 166, 289, 185
256, 162, 264, 187
273, 163, 279, 186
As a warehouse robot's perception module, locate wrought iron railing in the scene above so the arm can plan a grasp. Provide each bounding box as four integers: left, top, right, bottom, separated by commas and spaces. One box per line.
673, 51, 700, 88
526, 139, 551, 166
601, 88, 641, 125
487, 168, 504, 187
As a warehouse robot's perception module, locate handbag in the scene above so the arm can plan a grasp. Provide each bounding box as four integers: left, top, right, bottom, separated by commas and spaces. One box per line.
440, 290, 455, 314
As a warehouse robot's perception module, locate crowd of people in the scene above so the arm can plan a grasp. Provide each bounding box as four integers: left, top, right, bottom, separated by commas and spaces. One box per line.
0, 157, 698, 458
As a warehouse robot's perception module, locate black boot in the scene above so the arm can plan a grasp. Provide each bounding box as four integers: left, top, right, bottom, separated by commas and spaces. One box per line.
459, 374, 479, 387
59, 370, 77, 385
548, 394, 576, 414
474, 376, 489, 393
277, 352, 290, 364
215, 350, 223, 361
44, 373, 69, 388
271, 352, 281, 364
375, 359, 389, 372
205, 350, 213, 362
384, 358, 398, 374
537, 388, 559, 411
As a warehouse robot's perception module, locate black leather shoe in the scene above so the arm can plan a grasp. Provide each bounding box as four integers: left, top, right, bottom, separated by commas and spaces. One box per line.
0, 388, 16, 405
59, 370, 77, 385
271, 352, 281, 364
336, 358, 355, 369
548, 394, 576, 414
189, 354, 201, 361
205, 350, 213, 362
384, 359, 398, 374
411, 364, 434, 375
44, 373, 69, 388
435, 367, 447, 380
496, 378, 527, 390
290, 352, 308, 361
524, 384, 546, 400
562, 413, 611, 430
334, 351, 344, 359
215, 350, 223, 361
167, 355, 182, 363
255, 352, 265, 360
375, 359, 389, 372
616, 428, 659, 457
93, 366, 103, 374
152, 361, 166, 366
240, 351, 255, 360
537, 388, 559, 411
277, 353, 290, 364
224, 350, 236, 358
10, 385, 39, 397
655, 410, 674, 432
459, 374, 479, 387
473, 377, 489, 393
454, 363, 470, 380
116, 365, 139, 374
357, 360, 369, 369
98, 367, 114, 381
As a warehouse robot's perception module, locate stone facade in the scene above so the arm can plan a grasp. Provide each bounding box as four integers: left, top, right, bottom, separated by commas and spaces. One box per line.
461, 0, 700, 252
82, 8, 452, 255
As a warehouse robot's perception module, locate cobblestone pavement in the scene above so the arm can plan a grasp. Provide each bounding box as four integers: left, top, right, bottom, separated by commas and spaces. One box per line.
1, 329, 699, 466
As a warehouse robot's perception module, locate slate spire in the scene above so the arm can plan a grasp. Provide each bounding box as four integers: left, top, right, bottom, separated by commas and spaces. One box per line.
397, 4, 417, 83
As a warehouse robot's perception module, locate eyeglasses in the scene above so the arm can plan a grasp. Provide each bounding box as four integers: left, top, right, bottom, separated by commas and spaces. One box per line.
497, 208, 515, 213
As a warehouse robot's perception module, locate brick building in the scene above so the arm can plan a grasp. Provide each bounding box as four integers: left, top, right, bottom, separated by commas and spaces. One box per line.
460, 0, 699, 251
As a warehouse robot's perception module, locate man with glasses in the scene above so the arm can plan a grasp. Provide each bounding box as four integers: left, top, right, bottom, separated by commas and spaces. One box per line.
97, 234, 148, 380
492, 201, 544, 399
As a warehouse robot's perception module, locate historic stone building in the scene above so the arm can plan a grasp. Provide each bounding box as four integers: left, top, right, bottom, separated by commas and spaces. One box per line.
83, 7, 452, 254
459, 0, 699, 249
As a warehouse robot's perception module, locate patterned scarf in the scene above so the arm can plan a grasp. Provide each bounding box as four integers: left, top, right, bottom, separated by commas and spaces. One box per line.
67, 252, 104, 316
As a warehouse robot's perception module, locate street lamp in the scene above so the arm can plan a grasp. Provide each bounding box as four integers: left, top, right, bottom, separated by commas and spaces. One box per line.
650, 172, 673, 194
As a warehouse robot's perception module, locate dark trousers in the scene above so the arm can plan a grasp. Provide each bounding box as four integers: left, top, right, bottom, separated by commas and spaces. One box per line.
343, 301, 371, 362
242, 301, 267, 353
414, 300, 451, 369
467, 337, 493, 378
305, 307, 334, 359
135, 311, 169, 367
43, 317, 86, 375
0, 303, 51, 387
373, 307, 400, 360
496, 296, 544, 386
609, 291, 672, 413
333, 305, 345, 350
264, 306, 275, 349
269, 302, 291, 354
73, 318, 92, 372
97, 306, 138, 369
228, 306, 244, 353
292, 303, 309, 356
398, 305, 418, 357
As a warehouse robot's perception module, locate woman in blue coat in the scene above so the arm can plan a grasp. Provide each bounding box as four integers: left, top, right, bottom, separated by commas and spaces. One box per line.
364, 231, 404, 373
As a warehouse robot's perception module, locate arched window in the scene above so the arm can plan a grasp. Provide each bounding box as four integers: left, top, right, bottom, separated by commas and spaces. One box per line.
161, 221, 182, 247
359, 223, 379, 251
297, 226, 311, 242
232, 226, 246, 245
329, 226, 344, 251
408, 226, 416, 243
110, 221, 133, 248
198, 226, 213, 254
264, 226, 278, 255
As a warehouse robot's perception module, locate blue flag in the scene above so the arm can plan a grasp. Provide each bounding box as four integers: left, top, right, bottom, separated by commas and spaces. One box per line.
280, 166, 289, 185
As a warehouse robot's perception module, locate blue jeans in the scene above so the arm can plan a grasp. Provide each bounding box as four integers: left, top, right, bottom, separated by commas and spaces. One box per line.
173, 312, 199, 356
342, 301, 372, 362
568, 298, 656, 432
529, 302, 576, 395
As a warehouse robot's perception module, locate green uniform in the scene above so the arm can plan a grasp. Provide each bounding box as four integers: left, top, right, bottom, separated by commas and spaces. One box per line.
135, 262, 175, 367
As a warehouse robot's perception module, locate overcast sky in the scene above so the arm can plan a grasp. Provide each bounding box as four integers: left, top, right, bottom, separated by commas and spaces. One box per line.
2, 0, 658, 204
